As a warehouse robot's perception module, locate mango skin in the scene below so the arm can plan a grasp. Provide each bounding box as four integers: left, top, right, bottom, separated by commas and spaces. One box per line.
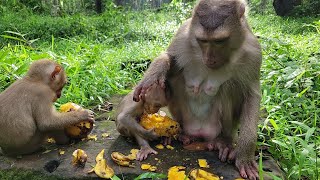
60, 103, 93, 139
139, 113, 180, 137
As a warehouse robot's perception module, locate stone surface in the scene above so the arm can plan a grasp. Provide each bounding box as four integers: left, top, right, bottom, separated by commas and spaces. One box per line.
0, 96, 285, 180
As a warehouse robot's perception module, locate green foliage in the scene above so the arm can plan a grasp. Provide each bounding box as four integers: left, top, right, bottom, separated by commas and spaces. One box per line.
0, 2, 319, 180
134, 172, 167, 180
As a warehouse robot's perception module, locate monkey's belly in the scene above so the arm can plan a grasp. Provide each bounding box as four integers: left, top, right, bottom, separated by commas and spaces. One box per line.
183, 120, 221, 140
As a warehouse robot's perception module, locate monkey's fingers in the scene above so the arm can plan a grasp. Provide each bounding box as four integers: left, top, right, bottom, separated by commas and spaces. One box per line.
218, 146, 231, 162
237, 162, 259, 180
161, 137, 171, 146
227, 149, 236, 163
133, 85, 143, 102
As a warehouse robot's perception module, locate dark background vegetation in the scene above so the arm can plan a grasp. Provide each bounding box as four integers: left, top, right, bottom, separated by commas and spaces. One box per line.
0, 0, 319, 179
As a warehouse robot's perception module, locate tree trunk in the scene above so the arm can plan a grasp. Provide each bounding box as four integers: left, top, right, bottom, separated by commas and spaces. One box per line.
95, 0, 103, 13
273, 0, 302, 16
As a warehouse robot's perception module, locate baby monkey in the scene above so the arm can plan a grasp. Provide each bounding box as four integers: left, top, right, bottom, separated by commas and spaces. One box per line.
116, 83, 169, 161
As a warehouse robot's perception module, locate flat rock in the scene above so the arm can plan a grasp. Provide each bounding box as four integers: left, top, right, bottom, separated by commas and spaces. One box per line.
0, 96, 285, 180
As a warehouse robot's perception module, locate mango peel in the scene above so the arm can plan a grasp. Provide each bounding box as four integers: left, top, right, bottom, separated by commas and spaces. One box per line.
88, 149, 114, 179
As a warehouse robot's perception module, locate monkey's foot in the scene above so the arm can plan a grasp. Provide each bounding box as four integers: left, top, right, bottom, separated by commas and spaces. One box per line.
161, 137, 172, 146
207, 140, 235, 162
236, 160, 259, 180
136, 146, 158, 161
178, 134, 196, 145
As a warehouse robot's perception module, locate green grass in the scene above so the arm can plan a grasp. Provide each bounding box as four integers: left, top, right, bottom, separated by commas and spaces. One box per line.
0, 2, 319, 180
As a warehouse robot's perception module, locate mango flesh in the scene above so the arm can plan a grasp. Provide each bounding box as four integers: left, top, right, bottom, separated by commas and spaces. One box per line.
139, 113, 180, 137
60, 102, 93, 139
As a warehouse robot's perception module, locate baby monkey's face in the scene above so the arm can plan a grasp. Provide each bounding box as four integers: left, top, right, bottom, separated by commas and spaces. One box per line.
143, 84, 168, 114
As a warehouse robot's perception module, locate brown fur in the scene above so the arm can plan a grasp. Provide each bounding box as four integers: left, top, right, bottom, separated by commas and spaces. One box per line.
0, 59, 94, 156
116, 83, 168, 161
133, 0, 261, 179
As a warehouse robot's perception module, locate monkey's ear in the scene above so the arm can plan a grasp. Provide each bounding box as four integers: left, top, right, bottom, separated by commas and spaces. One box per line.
51, 66, 62, 80
238, 3, 245, 18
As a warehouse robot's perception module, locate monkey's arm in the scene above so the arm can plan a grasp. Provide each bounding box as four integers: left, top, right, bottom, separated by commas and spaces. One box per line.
133, 52, 171, 102
235, 82, 260, 177
117, 112, 159, 141
34, 99, 93, 131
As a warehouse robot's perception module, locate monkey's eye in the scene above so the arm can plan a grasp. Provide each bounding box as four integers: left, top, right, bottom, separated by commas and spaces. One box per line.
197, 39, 209, 44
213, 38, 229, 44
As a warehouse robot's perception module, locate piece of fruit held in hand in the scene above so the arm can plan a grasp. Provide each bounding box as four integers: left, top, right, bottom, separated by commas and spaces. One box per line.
60, 102, 94, 139
139, 111, 180, 137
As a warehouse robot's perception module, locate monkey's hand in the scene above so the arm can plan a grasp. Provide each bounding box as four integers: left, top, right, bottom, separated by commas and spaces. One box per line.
161, 137, 172, 146
235, 157, 259, 180
133, 77, 166, 102
77, 109, 95, 123
137, 145, 158, 161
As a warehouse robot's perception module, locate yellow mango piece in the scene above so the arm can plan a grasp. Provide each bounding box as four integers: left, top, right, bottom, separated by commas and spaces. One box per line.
168, 166, 189, 180
90, 149, 114, 179
190, 169, 220, 180
72, 149, 88, 167
198, 159, 209, 168
166, 145, 174, 150
155, 144, 164, 149
87, 134, 98, 141
111, 152, 134, 167
60, 103, 94, 139
141, 164, 152, 170
127, 149, 139, 160
140, 113, 180, 137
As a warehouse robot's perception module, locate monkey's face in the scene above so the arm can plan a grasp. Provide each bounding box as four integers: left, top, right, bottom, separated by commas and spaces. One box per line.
144, 93, 168, 114
50, 69, 67, 100
192, 0, 245, 69
197, 36, 229, 69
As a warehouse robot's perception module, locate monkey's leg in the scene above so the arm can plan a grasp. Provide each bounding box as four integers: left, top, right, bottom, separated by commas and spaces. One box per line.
2, 132, 45, 156
134, 134, 157, 161
47, 130, 71, 145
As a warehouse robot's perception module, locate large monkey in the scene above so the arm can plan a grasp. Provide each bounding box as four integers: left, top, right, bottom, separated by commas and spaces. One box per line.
0, 59, 94, 156
133, 0, 262, 179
